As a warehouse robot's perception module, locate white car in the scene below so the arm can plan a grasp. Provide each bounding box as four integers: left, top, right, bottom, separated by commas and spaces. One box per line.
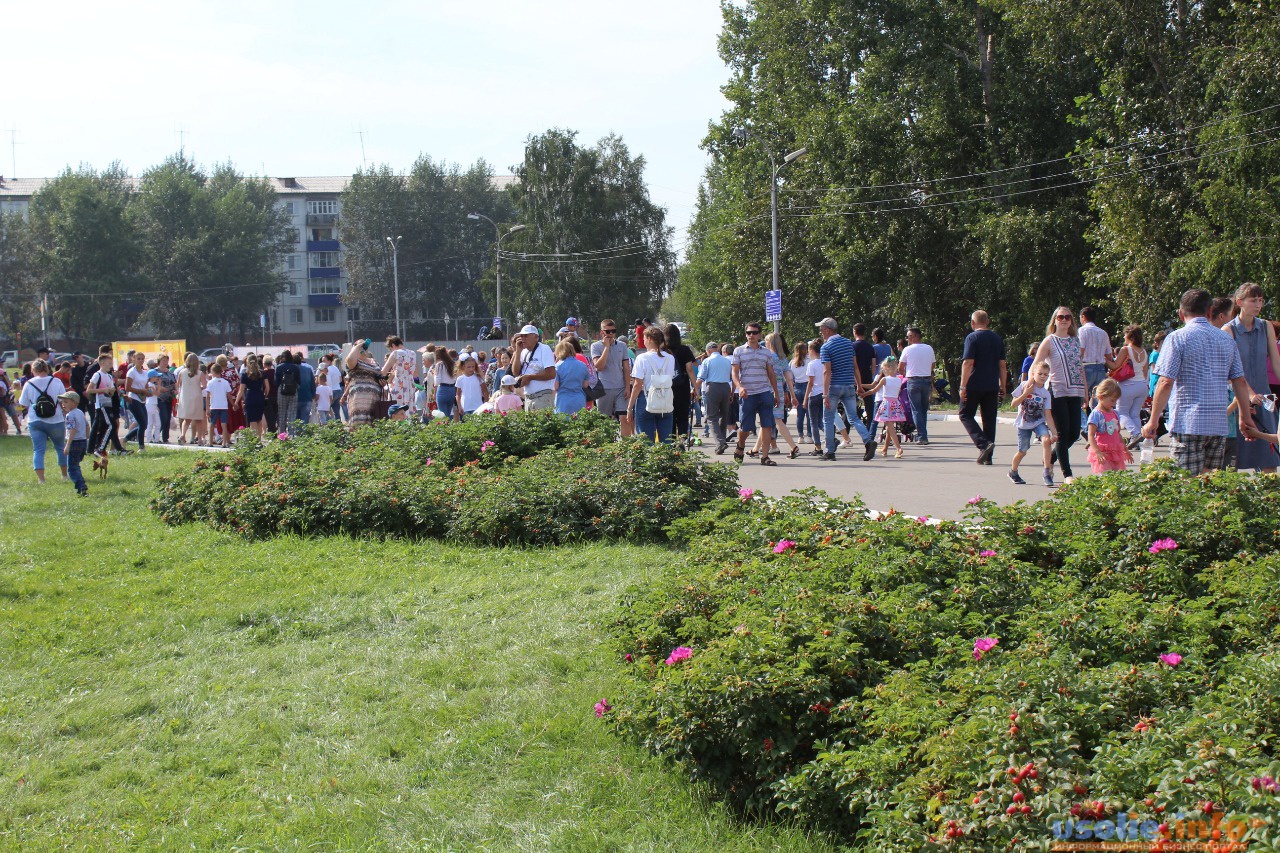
1, 350, 18, 368
198, 347, 228, 365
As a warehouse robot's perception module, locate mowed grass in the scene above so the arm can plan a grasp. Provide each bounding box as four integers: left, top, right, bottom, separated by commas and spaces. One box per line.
0, 438, 827, 851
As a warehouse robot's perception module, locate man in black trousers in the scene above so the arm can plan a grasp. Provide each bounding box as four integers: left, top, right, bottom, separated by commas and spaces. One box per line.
958, 310, 1007, 465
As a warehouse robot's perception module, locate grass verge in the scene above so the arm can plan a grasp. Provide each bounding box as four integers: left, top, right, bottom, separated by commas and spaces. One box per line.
0, 438, 827, 850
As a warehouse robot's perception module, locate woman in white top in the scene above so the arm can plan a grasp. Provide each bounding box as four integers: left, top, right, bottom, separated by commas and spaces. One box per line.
124, 350, 154, 451
1033, 305, 1088, 483
18, 359, 68, 483
1108, 324, 1149, 447
627, 325, 676, 443
433, 348, 459, 420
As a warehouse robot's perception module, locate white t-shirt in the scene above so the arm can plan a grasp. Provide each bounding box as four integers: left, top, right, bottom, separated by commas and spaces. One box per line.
457, 374, 485, 413
18, 376, 66, 424
900, 343, 935, 378
879, 374, 904, 403
1012, 381, 1053, 430
519, 342, 557, 395
805, 358, 824, 395
126, 366, 152, 402
325, 364, 343, 390
315, 385, 333, 412
434, 361, 456, 386
631, 350, 676, 393
89, 370, 116, 411
206, 376, 232, 410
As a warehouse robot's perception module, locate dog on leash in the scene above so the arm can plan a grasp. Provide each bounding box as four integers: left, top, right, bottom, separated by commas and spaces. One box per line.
92, 453, 109, 480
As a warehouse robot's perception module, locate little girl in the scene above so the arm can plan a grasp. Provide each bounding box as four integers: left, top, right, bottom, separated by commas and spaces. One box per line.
1087, 378, 1131, 472
861, 357, 905, 458
314, 370, 333, 425
493, 374, 524, 414
456, 355, 485, 419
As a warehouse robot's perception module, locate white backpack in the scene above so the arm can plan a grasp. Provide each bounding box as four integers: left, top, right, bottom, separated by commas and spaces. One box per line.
645, 373, 674, 414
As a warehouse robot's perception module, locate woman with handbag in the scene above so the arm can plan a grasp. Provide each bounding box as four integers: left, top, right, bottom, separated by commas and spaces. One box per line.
1108, 325, 1148, 449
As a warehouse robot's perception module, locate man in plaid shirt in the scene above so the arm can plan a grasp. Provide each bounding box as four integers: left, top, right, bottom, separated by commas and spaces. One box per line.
1144, 288, 1255, 473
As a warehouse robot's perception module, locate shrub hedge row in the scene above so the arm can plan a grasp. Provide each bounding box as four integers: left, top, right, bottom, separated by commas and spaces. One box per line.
608, 466, 1280, 850
150, 411, 737, 546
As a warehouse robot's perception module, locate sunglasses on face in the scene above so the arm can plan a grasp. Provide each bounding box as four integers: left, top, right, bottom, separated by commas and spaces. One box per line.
602, 329, 616, 335
1056, 315, 1072, 321
745, 330, 761, 335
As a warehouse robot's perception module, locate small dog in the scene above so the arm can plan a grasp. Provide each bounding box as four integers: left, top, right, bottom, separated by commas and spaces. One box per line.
92, 453, 109, 480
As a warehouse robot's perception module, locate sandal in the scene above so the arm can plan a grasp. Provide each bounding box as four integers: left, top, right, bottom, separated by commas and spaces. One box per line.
747, 450, 760, 458
760, 456, 777, 466
789, 446, 800, 459
895, 449, 904, 459
734, 450, 745, 464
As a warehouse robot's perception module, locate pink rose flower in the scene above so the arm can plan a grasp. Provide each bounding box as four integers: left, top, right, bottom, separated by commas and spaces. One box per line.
594, 699, 612, 718
480, 440, 496, 452
980, 549, 997, 558
1159, 653, 1183, 667
223, 466, 231, 472
773, 539, 797, 554
916, 516, 929, 524
665, 646, 692, 665
277, 432, 289, 441
967, 495, 983, 505
739, 488, 754, 501
1149, 538, 1179, 554
624, 653, 633, 663
973, 637, 999, 660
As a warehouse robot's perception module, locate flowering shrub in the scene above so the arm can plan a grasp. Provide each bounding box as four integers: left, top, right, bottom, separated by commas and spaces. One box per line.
609, 465, 1280, 848
150, 411, 735, 546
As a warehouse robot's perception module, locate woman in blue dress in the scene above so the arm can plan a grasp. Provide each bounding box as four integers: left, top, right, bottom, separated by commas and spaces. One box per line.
553, 340, 589, 415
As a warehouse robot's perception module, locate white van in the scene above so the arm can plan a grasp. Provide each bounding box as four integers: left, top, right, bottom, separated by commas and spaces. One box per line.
1, 351, 18, 368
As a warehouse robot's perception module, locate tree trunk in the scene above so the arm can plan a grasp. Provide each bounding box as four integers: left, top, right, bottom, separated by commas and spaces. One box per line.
976, 6, 995, 130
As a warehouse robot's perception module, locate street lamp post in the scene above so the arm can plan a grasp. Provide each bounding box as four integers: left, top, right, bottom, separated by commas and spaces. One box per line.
734, 128, 807, 334
386, 235, 403, 340
467, 213, 526, 337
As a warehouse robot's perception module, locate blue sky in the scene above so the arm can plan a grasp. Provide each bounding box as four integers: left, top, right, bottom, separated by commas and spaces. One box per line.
4, 0, 730, 239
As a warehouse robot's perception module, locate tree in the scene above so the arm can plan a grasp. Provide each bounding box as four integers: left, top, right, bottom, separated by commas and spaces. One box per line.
506, 130, 675, 331
341, 157, 513, 336
0, 212, 39, 346
128, 155, 293, 343
26, 164, 139, 345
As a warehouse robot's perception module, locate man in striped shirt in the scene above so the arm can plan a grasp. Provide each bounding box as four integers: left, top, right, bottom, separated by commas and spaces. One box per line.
816, 317, 877, 462
730, 322, 780, 464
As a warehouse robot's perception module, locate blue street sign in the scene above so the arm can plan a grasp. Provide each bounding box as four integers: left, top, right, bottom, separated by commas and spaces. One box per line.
259, 314, 267, 328
493, 316, 503, 329
764, 289, 782, 323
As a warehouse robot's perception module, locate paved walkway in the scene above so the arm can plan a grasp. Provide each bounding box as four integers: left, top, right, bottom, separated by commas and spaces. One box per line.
715, 415, 1150, 520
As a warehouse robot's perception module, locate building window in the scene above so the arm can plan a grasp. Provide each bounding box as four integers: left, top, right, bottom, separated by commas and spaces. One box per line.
288, 309, 304, 325
287, 281, 298, 297
284, 254, 301, 271
314, 308, 336, 324
309, 280, 342, 295
309, 251, 340, 268
310, 227, 336, 241
347, 307, 361, 322
290, 228, 302, 243
307, 200, 338, 215
282, 201, 297, 215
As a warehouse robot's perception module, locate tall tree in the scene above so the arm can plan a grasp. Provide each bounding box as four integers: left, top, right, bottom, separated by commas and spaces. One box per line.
129, 155, 293, 343
506, 130, 675, 331
341, 157, 513, 334
0, 212, 39, 346
26, 164, 138, 345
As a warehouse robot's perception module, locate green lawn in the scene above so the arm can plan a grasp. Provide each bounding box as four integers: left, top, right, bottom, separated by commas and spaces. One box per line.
0, 439, 827, 851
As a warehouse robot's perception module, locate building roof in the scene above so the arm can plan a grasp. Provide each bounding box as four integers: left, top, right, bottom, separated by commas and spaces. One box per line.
0, 173, 519, 199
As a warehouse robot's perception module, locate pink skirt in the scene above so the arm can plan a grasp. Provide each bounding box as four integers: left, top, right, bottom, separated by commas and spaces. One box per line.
876, 398, 906, 423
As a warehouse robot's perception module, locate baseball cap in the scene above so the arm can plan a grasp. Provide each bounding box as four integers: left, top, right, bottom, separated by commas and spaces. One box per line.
815, 317, 838, 331
519, 324, 539, 336
565, 316, 579, 326
500, 374, 518, 387
387, 404, 408, 415
57, 391, 80, 405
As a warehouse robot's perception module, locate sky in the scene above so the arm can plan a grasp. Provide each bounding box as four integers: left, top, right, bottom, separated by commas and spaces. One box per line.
2, 0, 731, 240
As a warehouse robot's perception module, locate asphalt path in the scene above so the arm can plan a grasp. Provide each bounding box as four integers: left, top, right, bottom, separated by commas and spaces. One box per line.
708, 415, 1150, 521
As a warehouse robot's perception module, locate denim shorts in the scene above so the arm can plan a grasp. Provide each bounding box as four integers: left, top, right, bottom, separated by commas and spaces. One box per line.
1017, 423, 1051, 453
209, 409, 229, 426
739, 391, 776, 434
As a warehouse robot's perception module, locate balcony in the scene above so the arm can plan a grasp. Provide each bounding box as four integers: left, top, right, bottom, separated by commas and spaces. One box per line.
308, 294, 341, 307
306, 213, 338, 226
307, 239, 340, 252
308, 267, 341, 279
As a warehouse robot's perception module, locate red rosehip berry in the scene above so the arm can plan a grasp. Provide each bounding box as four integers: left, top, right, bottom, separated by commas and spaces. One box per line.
1020, 805, 1032, 814
1013, 791, 1026, 803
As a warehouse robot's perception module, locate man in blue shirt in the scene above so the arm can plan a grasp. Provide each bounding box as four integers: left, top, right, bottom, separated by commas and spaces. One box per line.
295, 352, 316, 426
815, 317, 876, 462
1144, 288, 1253, 473
696, 342, 733, 454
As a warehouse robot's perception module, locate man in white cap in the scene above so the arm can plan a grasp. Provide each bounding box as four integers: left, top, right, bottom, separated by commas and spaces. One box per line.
512, 324, 557, 411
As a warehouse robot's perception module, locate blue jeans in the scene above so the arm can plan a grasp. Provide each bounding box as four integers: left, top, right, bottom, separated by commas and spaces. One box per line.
906, 377, 932, 442
1084, 363, 1108, 407
436, 385, 456, 418
634, 392, 673, 443
127, 398, 148, 449
296, 400, 312, 425
29, 419, 67, 472
807, 394, 826, 451
67, 439, 87, 493
825, 384, 870, 452
793, 381, 808, 436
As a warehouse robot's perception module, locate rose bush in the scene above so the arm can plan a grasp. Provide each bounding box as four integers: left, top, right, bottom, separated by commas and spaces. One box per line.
150, 411, 736, 546
609, 464, 1280, 849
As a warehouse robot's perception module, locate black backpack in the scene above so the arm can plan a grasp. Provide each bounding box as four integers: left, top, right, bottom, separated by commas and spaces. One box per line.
32, 379, 58, 418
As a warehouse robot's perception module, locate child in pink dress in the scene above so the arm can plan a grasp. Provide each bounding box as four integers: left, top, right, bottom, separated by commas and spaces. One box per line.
1087, 378, 1131, 473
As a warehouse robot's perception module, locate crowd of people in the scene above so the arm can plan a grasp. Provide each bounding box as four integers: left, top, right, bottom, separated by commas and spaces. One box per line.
5, 285, 1277, 496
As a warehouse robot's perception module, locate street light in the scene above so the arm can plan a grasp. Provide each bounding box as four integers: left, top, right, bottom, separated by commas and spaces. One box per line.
734, 128, 808, 333
386, 235, 403, 340
468, 213, 526, 336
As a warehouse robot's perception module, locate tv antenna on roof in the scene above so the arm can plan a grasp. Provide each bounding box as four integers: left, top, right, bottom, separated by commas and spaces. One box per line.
354, 125, 368, 168
5, 125, 19, 178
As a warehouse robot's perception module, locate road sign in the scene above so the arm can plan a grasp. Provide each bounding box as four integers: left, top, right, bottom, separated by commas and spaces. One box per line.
765, 289, 783, 323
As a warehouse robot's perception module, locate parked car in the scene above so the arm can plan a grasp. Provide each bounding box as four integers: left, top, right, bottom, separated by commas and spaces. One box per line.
198, 347, 228, 365
2, 350, 18, 368
307, 343, 342, 360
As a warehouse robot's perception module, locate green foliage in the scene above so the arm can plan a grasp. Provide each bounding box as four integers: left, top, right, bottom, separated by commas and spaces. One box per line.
151, 411, 735, 546
609, 466, 1280, 848
0, 212, 38, 345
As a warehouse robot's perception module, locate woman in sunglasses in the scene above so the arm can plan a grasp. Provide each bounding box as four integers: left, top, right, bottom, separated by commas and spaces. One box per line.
1226, 282, 1280, 473
1033, 306, 1088, 484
